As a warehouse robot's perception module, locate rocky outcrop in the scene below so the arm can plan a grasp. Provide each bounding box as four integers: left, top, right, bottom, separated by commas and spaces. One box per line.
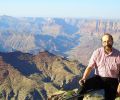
0, 51, 83, 99
0, 56, 45, 100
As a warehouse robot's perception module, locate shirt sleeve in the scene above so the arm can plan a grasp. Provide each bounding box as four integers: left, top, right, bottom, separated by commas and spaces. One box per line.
88, 50, 97, 68
117, 54, 120, 82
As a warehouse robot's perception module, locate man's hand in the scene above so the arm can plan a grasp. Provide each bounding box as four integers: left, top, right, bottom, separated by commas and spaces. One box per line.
79, 67, 92, 86
79, 78, 86, 86
117, 83, 120, 96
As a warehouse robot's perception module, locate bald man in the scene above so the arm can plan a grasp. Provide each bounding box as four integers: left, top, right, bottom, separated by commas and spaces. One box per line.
78, 33, 120, 100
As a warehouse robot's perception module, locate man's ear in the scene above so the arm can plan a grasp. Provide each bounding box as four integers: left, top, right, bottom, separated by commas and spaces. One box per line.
112, 40, 114, 45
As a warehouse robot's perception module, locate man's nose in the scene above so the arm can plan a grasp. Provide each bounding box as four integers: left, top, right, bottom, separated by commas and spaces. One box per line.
106, 42, 109, 45
106, 41, 112, 45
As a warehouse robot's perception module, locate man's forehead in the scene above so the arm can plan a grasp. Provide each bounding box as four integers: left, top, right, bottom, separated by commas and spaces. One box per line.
102, 35, 112, 40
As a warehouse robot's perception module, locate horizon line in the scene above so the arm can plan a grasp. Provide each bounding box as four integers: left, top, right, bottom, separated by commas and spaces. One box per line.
0, 15, 120, 20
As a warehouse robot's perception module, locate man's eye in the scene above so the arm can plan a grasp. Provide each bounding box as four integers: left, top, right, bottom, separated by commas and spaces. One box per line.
103, 41, 106, 43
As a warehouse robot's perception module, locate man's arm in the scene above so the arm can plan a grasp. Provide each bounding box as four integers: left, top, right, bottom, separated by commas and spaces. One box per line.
79, 50, 97, 85
117, 83, 120, 96
117, 63, 120, 96
79, 66, 93, 85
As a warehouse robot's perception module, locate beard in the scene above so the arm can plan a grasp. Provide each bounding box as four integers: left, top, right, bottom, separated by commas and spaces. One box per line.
105, 44, 112, 48
104, 44, 113, 51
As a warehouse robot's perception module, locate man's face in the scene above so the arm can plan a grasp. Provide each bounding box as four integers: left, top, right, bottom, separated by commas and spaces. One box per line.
102, 35, 113, 49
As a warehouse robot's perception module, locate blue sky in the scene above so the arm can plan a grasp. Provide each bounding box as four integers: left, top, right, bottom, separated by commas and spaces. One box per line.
0, 0, 120, 19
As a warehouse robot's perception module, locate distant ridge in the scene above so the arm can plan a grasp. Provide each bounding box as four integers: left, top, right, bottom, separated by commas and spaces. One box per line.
0, 15, 120, 64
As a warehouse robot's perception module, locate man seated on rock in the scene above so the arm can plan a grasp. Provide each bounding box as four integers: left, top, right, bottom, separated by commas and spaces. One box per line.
78, 33, 120, 100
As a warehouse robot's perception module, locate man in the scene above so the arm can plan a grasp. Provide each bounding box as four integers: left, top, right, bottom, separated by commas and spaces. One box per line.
78, 33, 120, 100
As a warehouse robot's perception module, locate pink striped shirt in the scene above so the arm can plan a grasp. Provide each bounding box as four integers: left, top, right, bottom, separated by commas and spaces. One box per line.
88, 47, 120, 78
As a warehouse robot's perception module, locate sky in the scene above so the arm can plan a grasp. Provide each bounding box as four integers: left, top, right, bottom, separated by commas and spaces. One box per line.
0, 0, 120, 19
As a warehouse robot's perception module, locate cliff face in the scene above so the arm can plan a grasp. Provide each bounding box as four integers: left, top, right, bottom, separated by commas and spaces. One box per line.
0, 51, 83, 99
0, 56, 44, 100
76, 19, 120, 34
32, 51, 83, 97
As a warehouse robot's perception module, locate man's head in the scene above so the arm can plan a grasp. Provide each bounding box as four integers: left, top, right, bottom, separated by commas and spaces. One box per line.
101, 33, 113, 49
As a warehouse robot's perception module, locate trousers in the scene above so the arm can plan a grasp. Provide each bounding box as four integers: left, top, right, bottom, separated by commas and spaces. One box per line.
78, 75, 118, 100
